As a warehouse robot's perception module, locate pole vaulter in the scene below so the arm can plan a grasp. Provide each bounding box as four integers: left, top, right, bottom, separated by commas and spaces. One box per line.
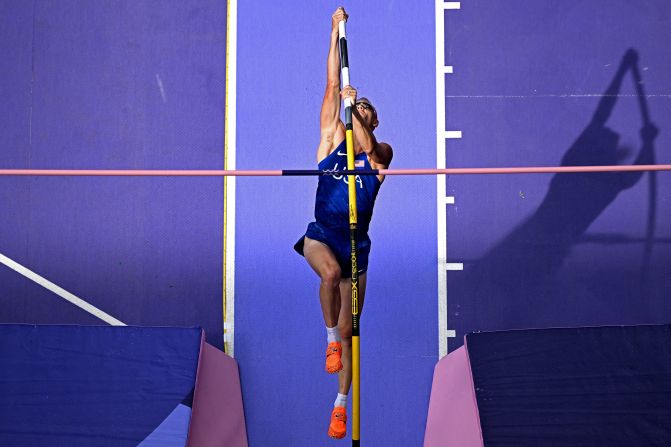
337, 15, 362, 447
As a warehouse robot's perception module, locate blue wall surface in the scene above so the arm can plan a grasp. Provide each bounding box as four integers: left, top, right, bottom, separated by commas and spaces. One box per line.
444, 1, 671, 351
0, 1, 226, 345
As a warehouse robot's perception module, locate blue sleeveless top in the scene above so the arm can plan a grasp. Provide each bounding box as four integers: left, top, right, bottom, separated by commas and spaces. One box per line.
314, 140, 381, 238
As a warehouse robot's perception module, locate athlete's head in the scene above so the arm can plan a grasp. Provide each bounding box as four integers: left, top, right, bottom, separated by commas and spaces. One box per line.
355, 97, 379, 131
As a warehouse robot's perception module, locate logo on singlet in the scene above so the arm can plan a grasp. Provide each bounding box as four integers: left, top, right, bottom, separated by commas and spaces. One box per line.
326, 162, 363, 189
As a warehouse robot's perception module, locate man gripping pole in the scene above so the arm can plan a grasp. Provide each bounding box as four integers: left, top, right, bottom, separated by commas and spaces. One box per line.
293, 6, 393, 442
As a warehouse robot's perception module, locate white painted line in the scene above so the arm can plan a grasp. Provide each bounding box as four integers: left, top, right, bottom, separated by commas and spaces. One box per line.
155, 74, 167, 103
0, 252, 126, 326
223, 323, 233, 345
447, 330, 456, 338
436, 0, 449, 359
224, 0, 237, 358
446, 263, 464, 271
437, 1, 462, 358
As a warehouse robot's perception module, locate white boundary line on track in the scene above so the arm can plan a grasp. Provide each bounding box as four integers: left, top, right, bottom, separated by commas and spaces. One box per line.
0, 252, 126, 326
436, 0, 447, 358
436, 1, 461, 358
224, 0, 237, 357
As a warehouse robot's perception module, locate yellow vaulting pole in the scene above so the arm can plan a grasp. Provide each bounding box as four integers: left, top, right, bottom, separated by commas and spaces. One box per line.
338, 18, 361, 447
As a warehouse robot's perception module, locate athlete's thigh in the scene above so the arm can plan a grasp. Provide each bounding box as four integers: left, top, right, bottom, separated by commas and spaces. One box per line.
302, 236, 341, 278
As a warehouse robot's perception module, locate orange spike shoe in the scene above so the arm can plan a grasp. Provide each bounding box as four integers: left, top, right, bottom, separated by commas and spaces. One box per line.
325, 341, 343, 374
328, 406, 347, 439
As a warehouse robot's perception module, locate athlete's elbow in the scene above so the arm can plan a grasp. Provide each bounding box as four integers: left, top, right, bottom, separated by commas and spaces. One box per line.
326, 78, 341, 90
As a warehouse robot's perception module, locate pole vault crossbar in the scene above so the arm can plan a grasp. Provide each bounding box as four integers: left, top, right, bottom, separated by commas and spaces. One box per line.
0, 164, 669, 177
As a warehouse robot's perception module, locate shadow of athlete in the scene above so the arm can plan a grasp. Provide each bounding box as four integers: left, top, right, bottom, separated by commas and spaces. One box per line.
450, 49, 660, 339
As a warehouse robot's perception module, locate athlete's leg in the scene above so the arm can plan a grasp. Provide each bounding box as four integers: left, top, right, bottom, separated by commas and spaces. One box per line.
304, 237, 345, 375
302, 237, 342, 327
337, 273, 367, 395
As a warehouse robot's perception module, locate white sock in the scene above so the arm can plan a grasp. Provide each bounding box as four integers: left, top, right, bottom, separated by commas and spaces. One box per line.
334, 393, 348, 408
326, 326, 341, 344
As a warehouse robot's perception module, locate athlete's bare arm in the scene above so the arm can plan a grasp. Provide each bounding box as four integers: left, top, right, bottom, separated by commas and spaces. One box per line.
341, 86, 393, 170
317, 7, 348, 163
352, 107, 393, 168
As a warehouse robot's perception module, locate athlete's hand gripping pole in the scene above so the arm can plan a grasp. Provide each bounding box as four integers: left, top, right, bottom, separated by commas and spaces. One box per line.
338, 13, 361, 447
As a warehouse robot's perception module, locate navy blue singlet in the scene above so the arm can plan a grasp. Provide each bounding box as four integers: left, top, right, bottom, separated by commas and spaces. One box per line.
314, 140, 381, 236
294, 140, 382, 277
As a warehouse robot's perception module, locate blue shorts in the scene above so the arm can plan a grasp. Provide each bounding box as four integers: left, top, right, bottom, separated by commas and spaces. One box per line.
294, 222, 370, 279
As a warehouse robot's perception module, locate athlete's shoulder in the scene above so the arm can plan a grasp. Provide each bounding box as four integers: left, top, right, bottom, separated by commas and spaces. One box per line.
368, 141, 393, 170
377, 142, 393, 161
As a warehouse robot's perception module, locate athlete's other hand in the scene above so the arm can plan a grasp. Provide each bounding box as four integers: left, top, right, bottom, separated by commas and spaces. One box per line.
341, 85, 357, 106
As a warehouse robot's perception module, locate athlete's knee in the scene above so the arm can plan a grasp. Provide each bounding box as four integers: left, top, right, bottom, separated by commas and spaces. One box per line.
338, 324, 352, 343
319, 264, 342, 289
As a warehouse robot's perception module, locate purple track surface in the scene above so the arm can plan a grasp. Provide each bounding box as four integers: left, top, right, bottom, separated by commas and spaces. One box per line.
235, 3, 437, 446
